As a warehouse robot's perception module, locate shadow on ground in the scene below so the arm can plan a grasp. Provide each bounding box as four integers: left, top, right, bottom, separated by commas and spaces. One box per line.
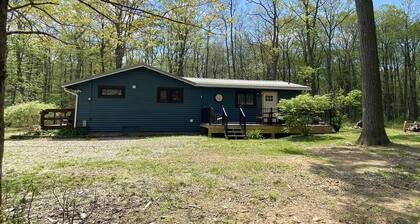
287, 135, 345, 142
308, 144, 420, 224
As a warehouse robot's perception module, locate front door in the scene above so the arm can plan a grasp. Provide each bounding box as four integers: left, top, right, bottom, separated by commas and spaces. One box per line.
262, 91, 278, 110
261, 91, 278, 123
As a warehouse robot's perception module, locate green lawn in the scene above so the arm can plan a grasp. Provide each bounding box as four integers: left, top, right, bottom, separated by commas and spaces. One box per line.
2, 127, 420, 223
5, 128, 27, 139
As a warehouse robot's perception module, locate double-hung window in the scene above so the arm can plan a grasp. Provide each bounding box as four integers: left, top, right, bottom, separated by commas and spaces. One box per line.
157, 88, 184, 103
98, 86, 125, 98
236, 90, 256, 107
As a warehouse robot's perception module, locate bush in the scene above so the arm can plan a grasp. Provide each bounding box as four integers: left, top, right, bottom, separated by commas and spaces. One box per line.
247, 129, 263, 139
328, 90, 362, 132
9, 128, 87, 139
277, 94, 330, 136
5, 101, 57, 128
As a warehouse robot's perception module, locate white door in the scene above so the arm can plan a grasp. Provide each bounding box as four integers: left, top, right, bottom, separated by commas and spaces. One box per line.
261, 91, 278, 123
262, 91, 278, 110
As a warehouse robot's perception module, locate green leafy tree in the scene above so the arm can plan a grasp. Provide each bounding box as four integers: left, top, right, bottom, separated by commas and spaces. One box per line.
277, 94, 329, 136
329, 89, 362, 132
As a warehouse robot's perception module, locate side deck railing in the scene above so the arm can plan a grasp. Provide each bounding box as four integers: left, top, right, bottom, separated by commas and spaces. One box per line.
239, 107, 247, 135
201, 107, 217, 124
221, 107, 229, 135
40, 108, 75, 130
261, 107, 279, 125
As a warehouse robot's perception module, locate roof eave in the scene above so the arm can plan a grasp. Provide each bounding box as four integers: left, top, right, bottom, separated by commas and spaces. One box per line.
193, 84, 310, 91
62, 64, 195, 88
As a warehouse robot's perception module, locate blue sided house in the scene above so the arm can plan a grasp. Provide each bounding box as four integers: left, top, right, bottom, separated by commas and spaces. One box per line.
62, 64, 311, 138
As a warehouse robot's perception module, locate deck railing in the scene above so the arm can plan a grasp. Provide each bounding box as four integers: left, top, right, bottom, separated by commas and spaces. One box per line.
261, 107, 278, 125
221, 107, 229, 135
201, 107, 217, 124
239, 107, 247, 135
40, 108, 75, 130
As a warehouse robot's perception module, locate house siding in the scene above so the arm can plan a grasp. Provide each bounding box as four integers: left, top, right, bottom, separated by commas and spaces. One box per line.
72, 67, 301, 132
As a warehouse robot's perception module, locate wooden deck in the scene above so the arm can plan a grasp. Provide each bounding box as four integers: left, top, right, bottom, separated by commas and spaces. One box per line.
201, 123, 335, 138
40, 108, 75, 130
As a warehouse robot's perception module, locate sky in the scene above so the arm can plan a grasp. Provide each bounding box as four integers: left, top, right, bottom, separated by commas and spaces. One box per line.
373, 0, 402, 8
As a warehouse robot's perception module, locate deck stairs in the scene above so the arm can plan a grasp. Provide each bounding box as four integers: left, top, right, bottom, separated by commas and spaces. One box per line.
220, 106, 247, 139
225, 126, 246, 139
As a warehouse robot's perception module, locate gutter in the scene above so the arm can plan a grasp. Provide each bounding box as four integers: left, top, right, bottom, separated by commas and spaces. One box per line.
63, 88, 80, 128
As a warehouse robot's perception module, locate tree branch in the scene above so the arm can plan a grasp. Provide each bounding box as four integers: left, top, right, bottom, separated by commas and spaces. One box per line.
6, 30, 68, 44
98, 0, 215, 34
8, 1, 58, 12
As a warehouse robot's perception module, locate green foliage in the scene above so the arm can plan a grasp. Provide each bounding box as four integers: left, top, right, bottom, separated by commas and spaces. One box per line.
5, 101, 57, 128
277, 94, 330, 136
297, 66, 316, 85
246, 129, 263, 139
328, 90, 362, 132
9, 128, 87, 139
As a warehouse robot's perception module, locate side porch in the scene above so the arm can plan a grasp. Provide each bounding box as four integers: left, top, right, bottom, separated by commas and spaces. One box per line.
200, 106, 335, 139
200, 123, 334, 138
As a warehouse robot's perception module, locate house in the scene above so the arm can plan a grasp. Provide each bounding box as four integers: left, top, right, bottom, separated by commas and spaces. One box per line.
62, 64, 312, 137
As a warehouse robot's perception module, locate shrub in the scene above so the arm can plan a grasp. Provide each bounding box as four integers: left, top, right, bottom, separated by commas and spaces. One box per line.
9, 128, 87, 139
5, 101, 57, 128
247, 129, 263, 139
277, 94, 330, 136
328, 90, 362, 132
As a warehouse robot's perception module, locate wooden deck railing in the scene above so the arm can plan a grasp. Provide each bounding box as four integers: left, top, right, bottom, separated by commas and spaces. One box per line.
40, 108, 75, 130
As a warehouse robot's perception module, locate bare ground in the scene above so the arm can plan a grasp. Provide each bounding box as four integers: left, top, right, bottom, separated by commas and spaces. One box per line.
3, 134, 420, 224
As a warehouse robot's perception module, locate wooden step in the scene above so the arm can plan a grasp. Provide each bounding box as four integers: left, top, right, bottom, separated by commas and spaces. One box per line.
226, 134, 246, 139
225, 127, 246, 139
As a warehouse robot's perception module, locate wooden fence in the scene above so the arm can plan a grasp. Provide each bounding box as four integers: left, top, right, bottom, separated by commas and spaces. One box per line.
40, 109, 75, 130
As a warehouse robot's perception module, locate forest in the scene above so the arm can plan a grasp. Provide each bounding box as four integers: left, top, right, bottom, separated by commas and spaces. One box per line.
3, 0, 420, 121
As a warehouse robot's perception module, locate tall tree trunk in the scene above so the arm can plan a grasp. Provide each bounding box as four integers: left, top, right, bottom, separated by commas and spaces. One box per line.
100, 22, 106, 73
382, 45, 392, 120
355, 0, 390, 146
115, 42, 124, 69
407, 40, 418, 121
11, 22, 24, 104
204, 27, 210, 78
175, 28, 188, 76
75, 48, 83, 80
229, 0, 236, 78
0, 0, 8, 208
326, 38, 333, 92
224, 19, 231, 79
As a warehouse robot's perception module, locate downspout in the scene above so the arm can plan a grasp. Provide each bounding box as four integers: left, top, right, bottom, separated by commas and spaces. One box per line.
63, 88, 80, 128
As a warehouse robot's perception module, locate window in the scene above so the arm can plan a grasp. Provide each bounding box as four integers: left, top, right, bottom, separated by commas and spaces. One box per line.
265, 95, 274, 102
98, 86, 125, 98
157, 88, 184, 103
236, 90, 256, 107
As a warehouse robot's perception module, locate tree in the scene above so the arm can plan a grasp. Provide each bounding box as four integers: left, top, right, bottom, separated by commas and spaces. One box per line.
318, 0, 351, 92
0, 0, 8, 208
77, 0, 144, 69
290, 0, 323, 94
329, 89, 361, 132
354, 0, 390, 146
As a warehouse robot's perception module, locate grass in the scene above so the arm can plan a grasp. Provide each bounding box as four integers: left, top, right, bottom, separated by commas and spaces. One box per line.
3, 127, 420, 223
4, 127, 419, 190
5, 128, 27, 139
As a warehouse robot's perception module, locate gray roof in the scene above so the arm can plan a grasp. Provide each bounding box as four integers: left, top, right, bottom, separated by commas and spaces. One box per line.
63, 64, 310, 91
62, 64, 195, 88
183, 77, 310, 91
